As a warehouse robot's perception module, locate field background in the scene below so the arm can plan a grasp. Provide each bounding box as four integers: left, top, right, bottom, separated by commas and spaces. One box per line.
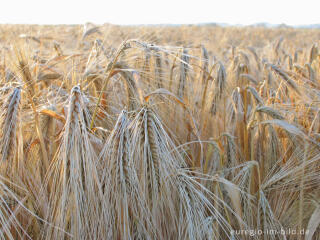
0, 23, 319, 239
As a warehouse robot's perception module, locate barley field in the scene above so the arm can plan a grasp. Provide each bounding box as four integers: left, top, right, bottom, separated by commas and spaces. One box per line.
0, 23, 319, 239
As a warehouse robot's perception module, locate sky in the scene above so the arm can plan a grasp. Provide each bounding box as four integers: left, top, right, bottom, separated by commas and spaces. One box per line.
0, 0, 319, 26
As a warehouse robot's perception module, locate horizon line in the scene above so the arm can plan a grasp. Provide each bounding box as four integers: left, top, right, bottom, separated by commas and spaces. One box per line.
0, 22, 319, 29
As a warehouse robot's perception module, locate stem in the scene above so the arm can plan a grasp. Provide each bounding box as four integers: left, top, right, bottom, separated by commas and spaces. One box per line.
29, 96, 49, 174
90, 41, 129, 129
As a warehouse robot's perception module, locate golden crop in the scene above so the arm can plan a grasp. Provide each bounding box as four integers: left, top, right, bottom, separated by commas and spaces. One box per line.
0, 23, 319, 239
